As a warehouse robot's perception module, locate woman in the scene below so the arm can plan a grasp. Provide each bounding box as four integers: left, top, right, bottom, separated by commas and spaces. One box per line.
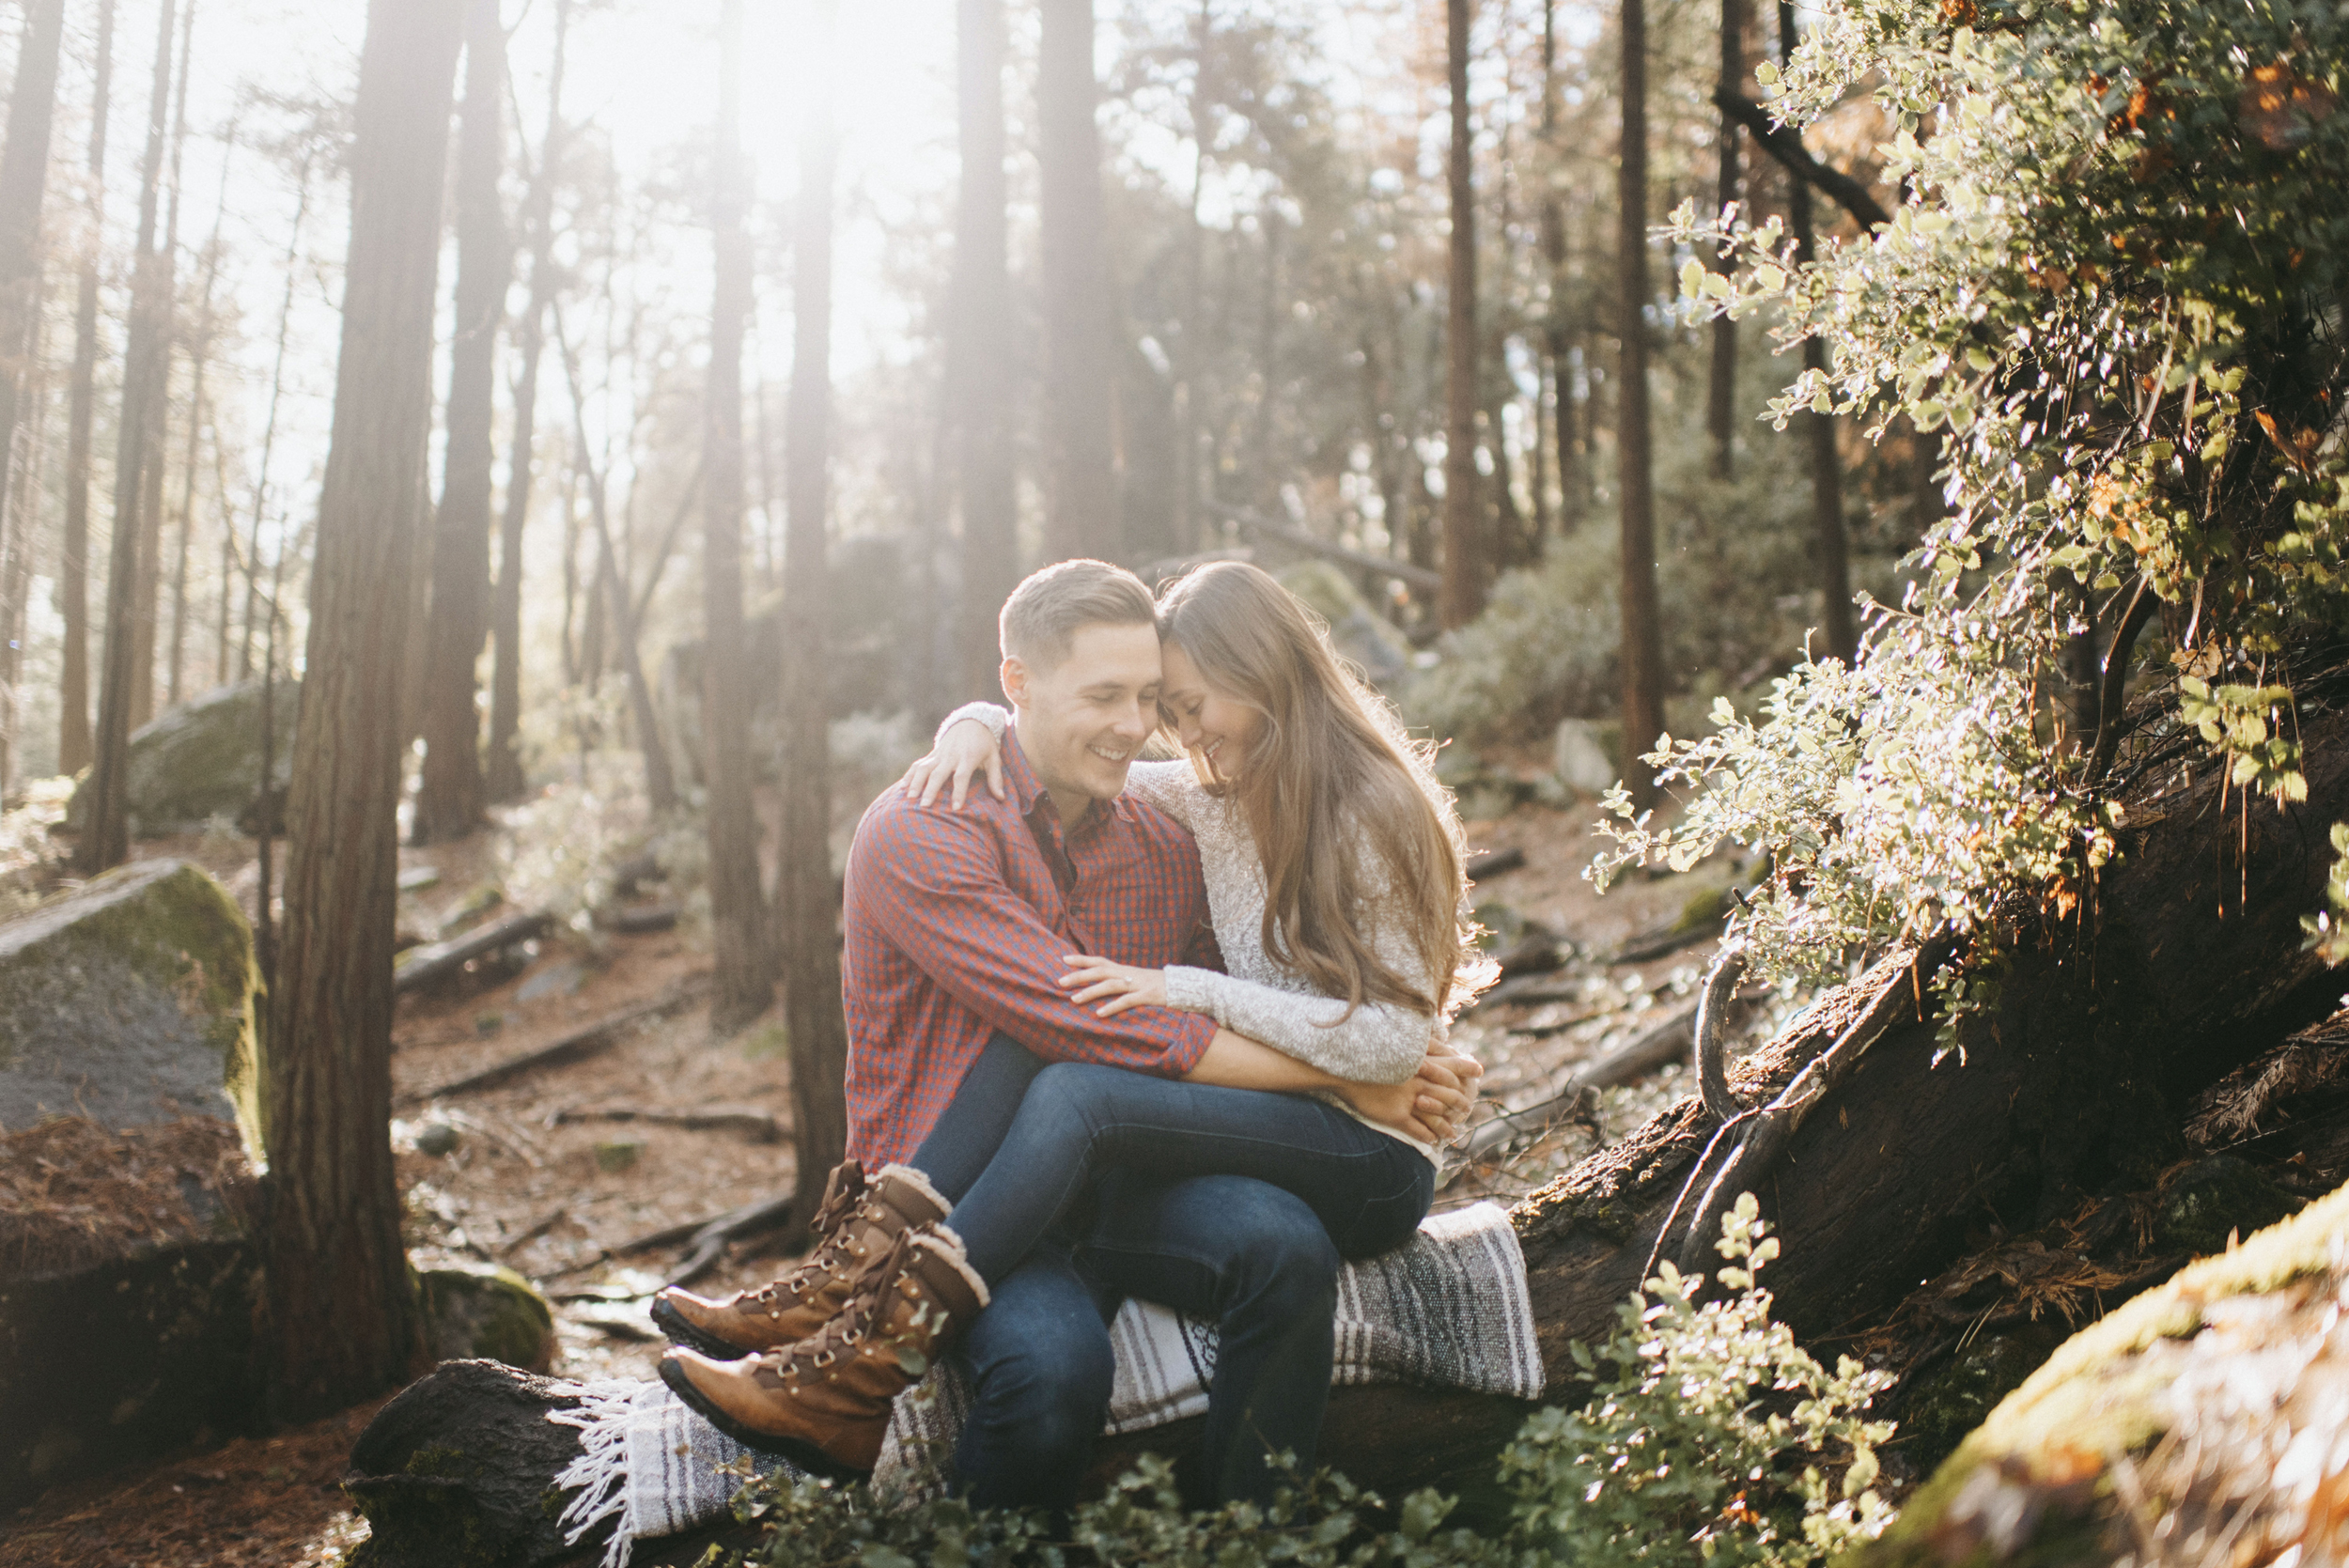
659, 562, 1488, 1490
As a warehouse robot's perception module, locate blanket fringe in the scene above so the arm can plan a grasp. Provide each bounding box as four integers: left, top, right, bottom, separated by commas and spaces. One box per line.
550, 1379, 645, 1568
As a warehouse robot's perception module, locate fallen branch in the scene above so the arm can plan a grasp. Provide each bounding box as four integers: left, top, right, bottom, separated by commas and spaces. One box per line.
667, 1196, 797, 1288
1211, 504, 1445, 596
1608, 922, 1719, 965
602, 902, 680, 935
395, 975, 711, 1107
1458, 998, 1705, 1162
391, 910, 552, 994
1466, 847, 1526, 882
549, 1106, 784, 1143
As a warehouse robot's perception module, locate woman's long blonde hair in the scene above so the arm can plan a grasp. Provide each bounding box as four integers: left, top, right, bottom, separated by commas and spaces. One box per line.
1156, 562, 1487, 1019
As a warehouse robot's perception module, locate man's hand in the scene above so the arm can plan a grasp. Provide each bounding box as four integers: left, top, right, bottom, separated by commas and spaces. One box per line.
1059, 955, 1169, 1017
900, 718, 1004, 809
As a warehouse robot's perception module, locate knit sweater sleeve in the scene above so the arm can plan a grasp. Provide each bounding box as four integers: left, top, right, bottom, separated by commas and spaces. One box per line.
1161, 848, 1437, 1085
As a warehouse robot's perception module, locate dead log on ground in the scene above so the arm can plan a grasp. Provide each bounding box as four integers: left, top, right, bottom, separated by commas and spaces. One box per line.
391, 910, 552, 994
548, 1105, 783, 1141
395, 976, 711, 1107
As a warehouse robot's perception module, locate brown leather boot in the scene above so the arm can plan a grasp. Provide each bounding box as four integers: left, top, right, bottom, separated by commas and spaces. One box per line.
657, 1222, 988, 1480
651, 1161, 952, 1358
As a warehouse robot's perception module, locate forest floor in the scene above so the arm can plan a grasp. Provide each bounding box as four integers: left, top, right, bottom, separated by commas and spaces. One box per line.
0, 780, 1769, 1566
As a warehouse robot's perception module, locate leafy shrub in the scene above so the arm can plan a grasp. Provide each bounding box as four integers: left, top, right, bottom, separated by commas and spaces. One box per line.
718, 1204, 1889, 1568
1501, 1195, 1894, 1567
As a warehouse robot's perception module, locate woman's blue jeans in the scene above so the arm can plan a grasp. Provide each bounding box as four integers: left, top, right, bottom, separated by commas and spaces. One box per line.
909, 1032, 1436, 1508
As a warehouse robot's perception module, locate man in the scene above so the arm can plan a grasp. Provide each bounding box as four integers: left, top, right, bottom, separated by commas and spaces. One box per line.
667, 560, 1473, 1505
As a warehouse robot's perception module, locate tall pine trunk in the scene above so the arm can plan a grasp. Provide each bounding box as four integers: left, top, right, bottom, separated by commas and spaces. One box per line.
79, 0, 181, 872
165, 122, 232, 708
1779, 0, 1854, 664
262, 0, 463, 1420
236, 156, 305, 682
0, 0, 66, 789
486, 0, 568, 804
779, 0, 850, 1251
57, 0, 115, 777
1439, 0, 1485, 629
1705, 0, 1745, 479
1538, 0, 1579, 536
128, 0, 194, 732
1036, 0, 1118, 565
413, 0, 508, 844
1616, 0, 1666, 809
952, 0, 1016, 699
0, 289, 50, 794
703, 0, 770, 1037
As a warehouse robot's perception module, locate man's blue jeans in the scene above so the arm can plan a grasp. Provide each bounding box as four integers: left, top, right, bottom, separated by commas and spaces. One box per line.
910, 1033, 1436, 1509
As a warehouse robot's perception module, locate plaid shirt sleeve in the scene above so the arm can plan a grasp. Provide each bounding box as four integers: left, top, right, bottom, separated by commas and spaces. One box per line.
857, 803, 1218, 1075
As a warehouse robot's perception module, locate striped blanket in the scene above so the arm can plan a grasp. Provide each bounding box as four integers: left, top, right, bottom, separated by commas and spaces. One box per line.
551, 1201, 1540, 1568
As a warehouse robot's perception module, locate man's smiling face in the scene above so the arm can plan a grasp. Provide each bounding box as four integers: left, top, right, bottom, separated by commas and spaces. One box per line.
1002, 621, 1165, 820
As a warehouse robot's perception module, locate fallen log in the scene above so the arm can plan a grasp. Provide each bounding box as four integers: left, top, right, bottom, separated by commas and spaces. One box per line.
395, 976, 711, 1107
391, 910, 552, 994
548, 1105, 783, 1141
348, 708, 2349, 1561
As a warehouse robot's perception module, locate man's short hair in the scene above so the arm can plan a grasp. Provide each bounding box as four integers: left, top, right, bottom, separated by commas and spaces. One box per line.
999, 559, 1158, 671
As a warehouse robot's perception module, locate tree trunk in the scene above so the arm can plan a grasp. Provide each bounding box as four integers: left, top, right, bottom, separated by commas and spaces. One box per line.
1779, 0, 1854, 664
1036, 0, 1119, 566
778, 0, 851, 1253
1615, 0, 1666, 810
165, 121, 233, 709
128, 0, 194, 733
0, 289, 50, 795
952, 0, 1016, 700
77, 0, 181, 872
0, 0, 68, 782
702, 0, 770, 1038
1439, 0, 1485, 629
236, 156, 307, 684
553, 306, 677, 817
56, 0, 114, 779
486, 0, 568, 805
262, 0, 462, 1421
1537, 0, 1580, 537
412, 0, 508, 846
1705, 0, 1745, 480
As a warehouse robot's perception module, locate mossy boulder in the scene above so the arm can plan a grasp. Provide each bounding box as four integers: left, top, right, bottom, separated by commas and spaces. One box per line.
421, 1265, 559, 1374
1858, 1176, 2349, 1566
2153, 1154, 2303, 1257
0, 858, 264, 1151
64, 676, 299, 837
1898, 1320, 2067, 1470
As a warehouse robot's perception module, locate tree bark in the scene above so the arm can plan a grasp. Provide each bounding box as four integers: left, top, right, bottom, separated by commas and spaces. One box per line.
1537, 0, 1579, 536
1036, 0, 1119, 565
412, 0, 508, 845
952, 0, 1017, 701
1439, 0, 1485, 629
485, 0, 569, 804
1705, 0, 1745, 480
1779, 0, 1854, 665
56, 0, 114, 779
702, 0, 770, 1038
261, 0, 462, 1422
0, 287, 50, 795
1615, 0, 1666, 809
78, 0, 181, 872
0, 0, 68, 784
778, 0, 851, 1252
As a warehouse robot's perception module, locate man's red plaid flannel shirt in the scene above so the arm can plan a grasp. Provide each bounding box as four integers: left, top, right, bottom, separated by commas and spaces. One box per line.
840, 723, 1222, 1168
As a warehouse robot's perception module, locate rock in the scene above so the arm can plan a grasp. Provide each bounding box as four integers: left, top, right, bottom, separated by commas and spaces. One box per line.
1898, 1321, 2066, 1469
1552, 719, 1619, 798
420, 1265, 559, 1374
0, 858, 264, 1146
415, 1122, 462, 1157
516, 958, 584, 1002
64, 677, 299, 838
1275, 560, 1412, 687
594, 1141, 642, 1174
2154, 1153, 2303, 1257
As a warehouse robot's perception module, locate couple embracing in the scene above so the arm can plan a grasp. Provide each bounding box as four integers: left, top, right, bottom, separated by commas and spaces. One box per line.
653, 558, 1490, 1511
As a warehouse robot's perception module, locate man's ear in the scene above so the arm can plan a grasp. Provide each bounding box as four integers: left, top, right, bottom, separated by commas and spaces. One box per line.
1000, 656, 1027, 710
